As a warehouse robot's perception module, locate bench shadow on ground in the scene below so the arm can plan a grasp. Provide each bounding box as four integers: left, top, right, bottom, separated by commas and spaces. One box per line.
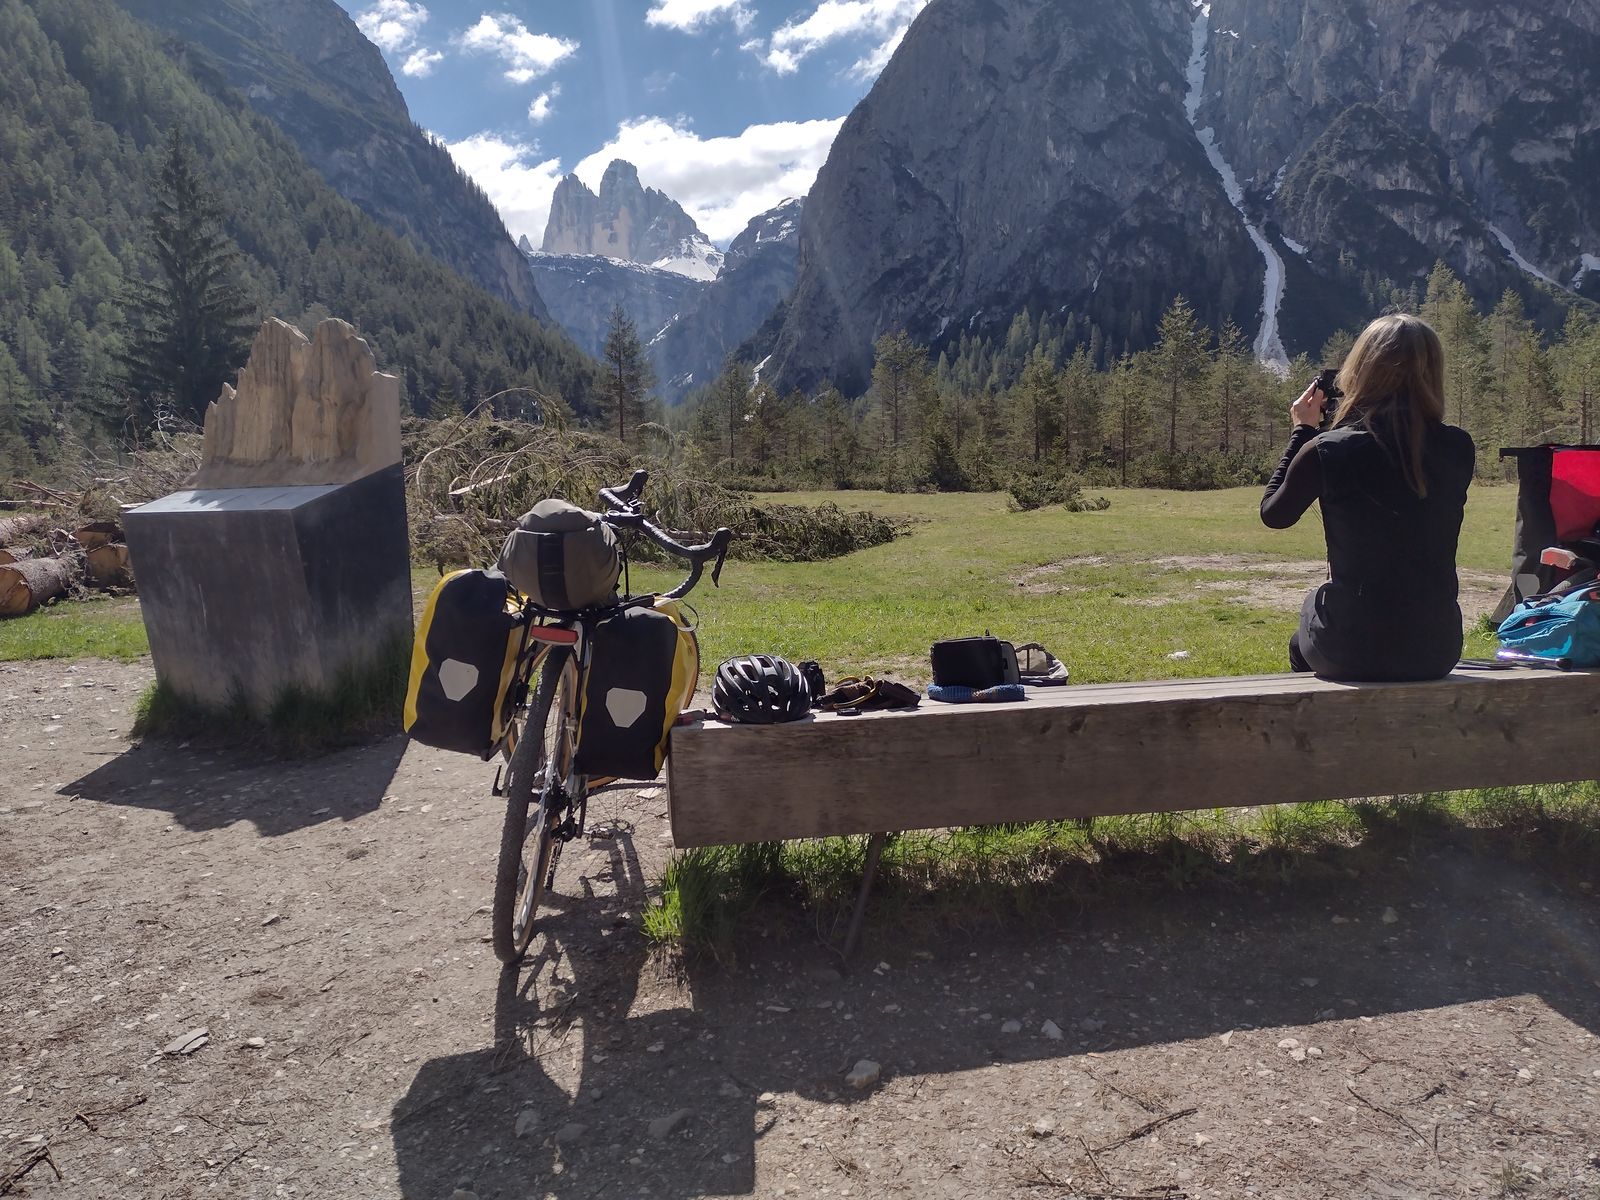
391, 826, 1600, 1200
58, 734, 407, 836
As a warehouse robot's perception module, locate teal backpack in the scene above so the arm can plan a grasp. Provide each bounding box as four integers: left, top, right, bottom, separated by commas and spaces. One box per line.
1496, 583, 1600, 666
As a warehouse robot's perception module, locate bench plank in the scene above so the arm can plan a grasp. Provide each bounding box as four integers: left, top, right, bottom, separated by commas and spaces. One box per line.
667, 669, 1600, 848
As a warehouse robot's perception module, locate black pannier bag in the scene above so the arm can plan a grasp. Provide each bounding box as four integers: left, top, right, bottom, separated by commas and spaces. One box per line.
1495, 446, 1600, 622
573, 600, 699, 781
497, 499, 621, 612
404, 570, 528, 759
930, 635, 1021, 689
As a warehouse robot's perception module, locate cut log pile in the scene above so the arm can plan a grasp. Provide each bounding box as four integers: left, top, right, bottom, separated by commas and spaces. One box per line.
0, 503, 136, 618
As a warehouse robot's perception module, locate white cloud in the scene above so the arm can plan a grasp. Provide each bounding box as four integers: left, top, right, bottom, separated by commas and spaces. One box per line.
762, 0, 928, 77
444, 133, 566, 244
457, 13, 578, 84
354, 0, 430, 52
529, 86, 561, 124
401, 47, 443, 76
573, 116, 843, 243
646, 0, 755, 32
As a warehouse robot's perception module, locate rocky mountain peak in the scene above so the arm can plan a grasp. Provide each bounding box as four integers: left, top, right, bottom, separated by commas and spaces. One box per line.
540, 160, 722, 280
765, 0, 1599, 396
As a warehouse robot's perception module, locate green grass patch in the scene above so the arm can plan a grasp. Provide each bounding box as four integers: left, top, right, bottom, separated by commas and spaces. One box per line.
132, 633, 409, 757
628, 481, 1585, 954
644, 784, 1600, 957
627, 484, 1514, 685
0, 597, 149, 662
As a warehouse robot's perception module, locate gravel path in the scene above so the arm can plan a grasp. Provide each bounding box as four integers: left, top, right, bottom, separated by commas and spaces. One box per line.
4, 656, 1600, 1199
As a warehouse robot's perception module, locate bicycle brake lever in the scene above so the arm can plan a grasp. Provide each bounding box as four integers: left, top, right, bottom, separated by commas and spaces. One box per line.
710, 528, 733, 587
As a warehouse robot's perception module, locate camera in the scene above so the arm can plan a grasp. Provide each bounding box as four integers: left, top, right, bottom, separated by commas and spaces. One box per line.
1315, 368, 1344, 428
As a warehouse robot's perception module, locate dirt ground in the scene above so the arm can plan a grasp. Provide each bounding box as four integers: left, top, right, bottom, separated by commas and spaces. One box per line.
4, 656, 1600, 1200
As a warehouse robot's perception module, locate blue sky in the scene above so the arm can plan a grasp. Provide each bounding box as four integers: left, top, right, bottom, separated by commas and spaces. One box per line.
334, 1, 930, 245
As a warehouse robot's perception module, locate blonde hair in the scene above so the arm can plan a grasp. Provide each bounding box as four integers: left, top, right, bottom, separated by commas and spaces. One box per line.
1333, 313, 1446, 497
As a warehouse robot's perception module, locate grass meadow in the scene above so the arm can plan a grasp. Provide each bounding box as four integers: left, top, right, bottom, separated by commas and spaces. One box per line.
8, 483, 1590, 951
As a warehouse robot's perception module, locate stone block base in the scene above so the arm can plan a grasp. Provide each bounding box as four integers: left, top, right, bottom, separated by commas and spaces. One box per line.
124, 465, 412, 710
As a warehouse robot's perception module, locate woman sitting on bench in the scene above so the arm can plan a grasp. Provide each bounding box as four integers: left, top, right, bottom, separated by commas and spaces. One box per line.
1260, 313, 1475, 681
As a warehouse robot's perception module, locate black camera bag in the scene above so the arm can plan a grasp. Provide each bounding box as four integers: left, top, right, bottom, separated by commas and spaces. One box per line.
930, 636, 1020, 689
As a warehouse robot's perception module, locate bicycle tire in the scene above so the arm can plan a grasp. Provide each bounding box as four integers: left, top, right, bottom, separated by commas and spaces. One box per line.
491, 646, 576, 965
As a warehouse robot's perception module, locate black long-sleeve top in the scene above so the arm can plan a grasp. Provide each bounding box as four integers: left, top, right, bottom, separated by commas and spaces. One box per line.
1259, 424, 1322, 529
1257, 416, 1475, 681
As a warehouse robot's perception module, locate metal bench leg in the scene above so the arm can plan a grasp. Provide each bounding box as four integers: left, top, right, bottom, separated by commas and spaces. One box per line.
840, 831, 888, 962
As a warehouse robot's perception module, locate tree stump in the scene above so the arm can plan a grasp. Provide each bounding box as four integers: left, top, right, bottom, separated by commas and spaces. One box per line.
86, 544, 134, 589
0, 556, 80, 616
73, 521, 123, 551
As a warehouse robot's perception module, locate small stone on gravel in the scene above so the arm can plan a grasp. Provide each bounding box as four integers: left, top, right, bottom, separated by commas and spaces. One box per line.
1277, 1038, 1300, 1050
242, 1037, 266, 1050
1031, 1117, 1056, 1138
1517, 1068, 1534, 1081
515, 1111, 539, 1138
1194, 1133, 1212, 1147
448, 1190, 478, 1200
1001, 1019, 1022, 1034
1381, 907, 1399, 925
1040, 1020, 1063, 1040
553, 1122, 587, 1144
162, 1028, 209, 1056
845, 1060, 880, 1090
648, 1109, 692, 1138
1080, 1018, 1106, 1033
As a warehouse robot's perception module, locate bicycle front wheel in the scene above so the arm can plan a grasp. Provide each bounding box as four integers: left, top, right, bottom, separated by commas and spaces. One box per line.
492, 646, 578, 965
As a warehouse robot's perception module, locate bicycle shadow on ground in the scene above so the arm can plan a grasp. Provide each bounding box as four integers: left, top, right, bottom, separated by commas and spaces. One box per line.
58, 733, 407, 836
390, 827, 1600, 1199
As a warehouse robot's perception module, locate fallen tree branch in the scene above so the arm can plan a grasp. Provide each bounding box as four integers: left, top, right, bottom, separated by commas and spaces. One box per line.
1346, 1082, 1427, 1143
1, 1145, 64, 1195
1095, 1108, 1200, 1154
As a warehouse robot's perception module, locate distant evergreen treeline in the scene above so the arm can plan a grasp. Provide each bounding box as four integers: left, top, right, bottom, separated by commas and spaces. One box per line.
0, 0, 599, 471
667, 265, 1600, 494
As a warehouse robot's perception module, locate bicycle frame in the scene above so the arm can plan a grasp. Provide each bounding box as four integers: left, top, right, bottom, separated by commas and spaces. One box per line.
508, 619, 589, 833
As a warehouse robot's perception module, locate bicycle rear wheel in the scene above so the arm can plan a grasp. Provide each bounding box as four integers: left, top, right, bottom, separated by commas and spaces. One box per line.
492, 646, 578, 965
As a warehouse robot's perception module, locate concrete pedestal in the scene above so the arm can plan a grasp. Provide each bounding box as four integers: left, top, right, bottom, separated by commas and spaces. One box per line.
125, 465, 412, 709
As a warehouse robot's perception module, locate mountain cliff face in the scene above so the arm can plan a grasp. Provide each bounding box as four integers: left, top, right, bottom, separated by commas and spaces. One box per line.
542, 161, 723, 281
528, 198, 802, 403
114, 0, 550, 322
769, 0, 1599, 396
1203, 0, 1600, 294
650, 199, 804, 398
527, 255, 706, 363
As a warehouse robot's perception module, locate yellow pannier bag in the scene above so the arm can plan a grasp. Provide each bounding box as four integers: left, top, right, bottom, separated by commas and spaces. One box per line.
404, 570, 527, 759
571, 598, 699, 780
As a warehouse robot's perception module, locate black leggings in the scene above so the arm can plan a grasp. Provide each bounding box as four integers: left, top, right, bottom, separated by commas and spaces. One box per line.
1289, 633, 1312, 674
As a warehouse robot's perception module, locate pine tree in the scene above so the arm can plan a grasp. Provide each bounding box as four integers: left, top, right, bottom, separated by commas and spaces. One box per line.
1013, 351, 1061, 463
117, 130, 254, 429
708, 357, 753, 468
1209, 319, 1250, 454
599, 304, 654, 445
869, 330, 931, 451
1058, 346, 1100, 463
1421, 263, 1492, 444
1552, 310, 1600, 443
1150, 296, 1209, 477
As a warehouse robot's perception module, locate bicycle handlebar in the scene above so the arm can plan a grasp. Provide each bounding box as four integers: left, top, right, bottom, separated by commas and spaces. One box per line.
598, 470, 733, 600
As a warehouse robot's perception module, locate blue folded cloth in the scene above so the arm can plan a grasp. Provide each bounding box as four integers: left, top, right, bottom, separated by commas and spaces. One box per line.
926, 683, 1028, 704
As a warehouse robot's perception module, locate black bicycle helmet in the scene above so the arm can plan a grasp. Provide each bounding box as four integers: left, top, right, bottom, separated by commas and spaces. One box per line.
712, 654, 812, 724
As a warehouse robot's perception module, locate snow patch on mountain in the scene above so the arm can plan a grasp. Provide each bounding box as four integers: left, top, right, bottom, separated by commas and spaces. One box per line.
1185, 1, 1289, 376
651, 235, 724, 281
1489, 224, 1560, 288
1575, 253, 1600, 288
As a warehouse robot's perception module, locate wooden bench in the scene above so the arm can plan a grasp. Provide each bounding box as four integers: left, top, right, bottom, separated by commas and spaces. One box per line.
667, 667, 1600, 955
